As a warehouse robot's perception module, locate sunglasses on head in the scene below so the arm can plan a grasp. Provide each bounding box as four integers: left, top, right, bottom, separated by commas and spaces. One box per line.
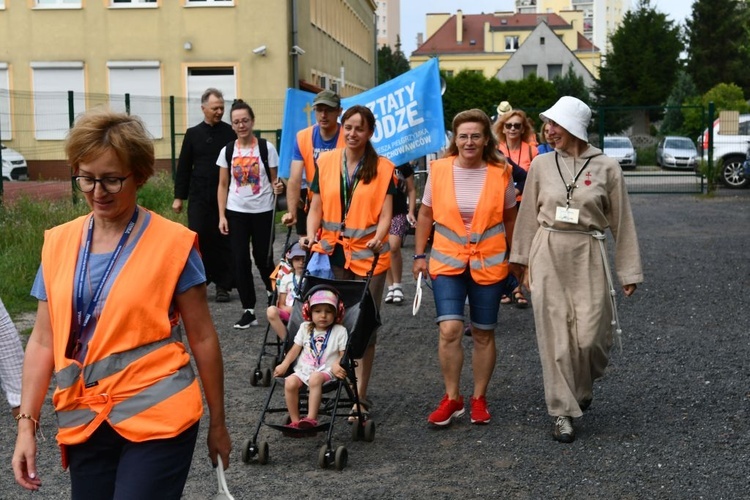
504, 122, 523, 130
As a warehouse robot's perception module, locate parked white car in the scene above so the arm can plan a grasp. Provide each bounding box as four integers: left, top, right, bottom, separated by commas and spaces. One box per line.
656, 136, 698, 170
603, 136, 637, 169
698, 114, 750, 188
1, 144, 28, 181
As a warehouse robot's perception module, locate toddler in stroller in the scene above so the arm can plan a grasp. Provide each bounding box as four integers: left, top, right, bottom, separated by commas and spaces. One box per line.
273, 286, 348, 429
266, 242, 306, 340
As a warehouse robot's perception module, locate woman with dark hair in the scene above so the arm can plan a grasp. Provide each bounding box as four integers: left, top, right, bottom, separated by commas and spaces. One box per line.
218, 99, 283, 329
412, 109, 517, 427
301, 104, 395, 419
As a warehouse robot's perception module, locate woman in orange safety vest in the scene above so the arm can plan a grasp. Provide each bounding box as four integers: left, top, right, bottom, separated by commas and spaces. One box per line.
12, 110, 230, 499
412, 108, 518, 429
301, 104, 395, 421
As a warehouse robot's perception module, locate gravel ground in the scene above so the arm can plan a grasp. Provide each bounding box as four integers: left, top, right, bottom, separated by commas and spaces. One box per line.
1, 190, 749, 499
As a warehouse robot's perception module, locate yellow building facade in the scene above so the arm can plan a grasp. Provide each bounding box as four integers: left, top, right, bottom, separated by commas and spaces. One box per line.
410, 10, 600, 81
0, 0, 376, 169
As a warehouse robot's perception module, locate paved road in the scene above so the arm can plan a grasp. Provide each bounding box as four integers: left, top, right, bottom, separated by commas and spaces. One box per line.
1, 188, 748, 499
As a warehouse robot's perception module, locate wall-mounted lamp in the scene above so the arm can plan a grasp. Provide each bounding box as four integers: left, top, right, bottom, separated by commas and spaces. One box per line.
183, 41, 193, 51
252, 45, 267, 56
290, 45, 306, 56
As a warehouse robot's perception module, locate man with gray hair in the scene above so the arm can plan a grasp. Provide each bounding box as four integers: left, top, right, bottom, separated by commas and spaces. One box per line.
173, 88, 236, 302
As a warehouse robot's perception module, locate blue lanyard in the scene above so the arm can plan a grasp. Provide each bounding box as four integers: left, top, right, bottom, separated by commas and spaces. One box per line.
310, 326, 333, 367
74, 207, 139, 356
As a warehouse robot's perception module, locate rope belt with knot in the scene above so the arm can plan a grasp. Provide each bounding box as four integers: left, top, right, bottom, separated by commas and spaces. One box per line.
541, 226, 623, 351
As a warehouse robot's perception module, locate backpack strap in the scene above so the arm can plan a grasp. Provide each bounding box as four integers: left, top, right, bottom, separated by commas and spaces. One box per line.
224, 140, 235, 167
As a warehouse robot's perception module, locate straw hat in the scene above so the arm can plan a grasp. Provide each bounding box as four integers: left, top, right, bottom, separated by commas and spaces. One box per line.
539, 96, 591, 142
496, 101, 512, 115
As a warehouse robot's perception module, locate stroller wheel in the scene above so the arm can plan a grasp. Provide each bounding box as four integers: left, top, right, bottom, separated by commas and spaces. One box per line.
334, 446, 348, 471
261, 368, 273, 387
241, 438, 255, 464
363, 419, 376, 442
250, 369, 261, 387
257, 441, 270, 465
351, 421, 362, 442
318, 445, 330, 469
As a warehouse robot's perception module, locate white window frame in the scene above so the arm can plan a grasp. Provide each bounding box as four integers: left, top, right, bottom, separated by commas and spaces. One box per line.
0, 1, 6, 10
184, 0, 233, 6
185, 67, 236, 127
0, 63, 10, 140
110, 0, 157, 8
505, 36, 519, 51
31, 61, 85, 140
108, 61, 163, 138
34, 0, 82, 9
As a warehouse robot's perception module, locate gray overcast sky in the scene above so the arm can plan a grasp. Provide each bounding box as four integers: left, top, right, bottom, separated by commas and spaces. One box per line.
400, 0, 693, 56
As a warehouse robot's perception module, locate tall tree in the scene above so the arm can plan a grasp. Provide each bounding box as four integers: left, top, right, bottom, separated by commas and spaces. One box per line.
377, 36, 410, 84
685, 0, 750, 94
592, 0, 683, 132
660, 70, 700, 136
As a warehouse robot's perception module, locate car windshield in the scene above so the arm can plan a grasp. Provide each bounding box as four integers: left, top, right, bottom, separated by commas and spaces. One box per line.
666, 138, 695, 150
604, 138, 631, 148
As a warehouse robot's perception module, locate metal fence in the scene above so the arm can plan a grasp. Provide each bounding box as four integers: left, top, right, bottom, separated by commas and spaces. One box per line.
0, 89, 283, 185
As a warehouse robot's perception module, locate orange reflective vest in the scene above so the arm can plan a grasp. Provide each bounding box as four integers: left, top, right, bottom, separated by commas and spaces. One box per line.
296, 125, 346, 188
428, 157, 512, 285
41, 211, 203, 445
313, 149, 394, 275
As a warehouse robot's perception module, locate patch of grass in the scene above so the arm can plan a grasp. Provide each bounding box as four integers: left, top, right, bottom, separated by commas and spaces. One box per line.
0, 173, 186, 317
636, 145, 657, 167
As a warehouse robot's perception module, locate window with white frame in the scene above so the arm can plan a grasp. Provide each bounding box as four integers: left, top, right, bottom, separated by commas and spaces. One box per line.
108, 61, 163, 138
185, 67, 236, 127
35, 0, 81, 8
0, 64, 10, 140
185, 0, 233, 6
0, 1, 5, 9
505, 36, 519, 51
31, 62, 85, 140
111, 0, 157, 6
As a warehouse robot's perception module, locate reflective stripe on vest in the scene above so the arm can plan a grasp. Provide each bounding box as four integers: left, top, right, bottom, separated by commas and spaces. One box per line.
56, 327, 181, 390
56, 363, 196, 428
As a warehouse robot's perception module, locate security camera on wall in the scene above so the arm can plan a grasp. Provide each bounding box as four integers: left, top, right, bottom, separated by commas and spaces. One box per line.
291, 45, 306, 55
252, 45, 267, 56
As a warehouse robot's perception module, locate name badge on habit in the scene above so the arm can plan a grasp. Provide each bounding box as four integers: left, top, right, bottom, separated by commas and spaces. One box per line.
555, 206, 580, 224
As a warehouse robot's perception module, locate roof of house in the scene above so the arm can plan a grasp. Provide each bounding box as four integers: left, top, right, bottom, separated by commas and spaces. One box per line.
412, 12, 574, 56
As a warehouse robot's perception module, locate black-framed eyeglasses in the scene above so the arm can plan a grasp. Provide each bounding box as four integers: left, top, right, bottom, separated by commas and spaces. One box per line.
72, 174, 132, 194
504, 122, 523, 130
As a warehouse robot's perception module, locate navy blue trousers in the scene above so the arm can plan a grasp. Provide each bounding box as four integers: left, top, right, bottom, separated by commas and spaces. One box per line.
67, 421, 199, 500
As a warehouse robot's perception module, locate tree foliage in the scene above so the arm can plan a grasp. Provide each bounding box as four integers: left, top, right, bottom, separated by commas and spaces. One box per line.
681, 83, 749, 140
685, 0, 750, 95
660, 71, 700, 136
441, 71, 558, 130
552, 65, 590, 105
377, 38, 410, 84
592, 0, 683, 133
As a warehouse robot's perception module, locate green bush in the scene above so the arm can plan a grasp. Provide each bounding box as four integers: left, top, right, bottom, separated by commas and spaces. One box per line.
636, 145, 657, 167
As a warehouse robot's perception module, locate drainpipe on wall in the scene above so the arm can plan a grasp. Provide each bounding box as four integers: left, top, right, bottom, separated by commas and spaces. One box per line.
291, 0, 299, 89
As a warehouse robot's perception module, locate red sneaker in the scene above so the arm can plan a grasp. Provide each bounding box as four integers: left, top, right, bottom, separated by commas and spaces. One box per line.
470, 396, 490, 424
428, 395, 465, 426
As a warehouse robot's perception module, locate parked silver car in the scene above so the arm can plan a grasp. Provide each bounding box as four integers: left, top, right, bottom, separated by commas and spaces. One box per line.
603, 136, 637, 169
656, 136, 698, 170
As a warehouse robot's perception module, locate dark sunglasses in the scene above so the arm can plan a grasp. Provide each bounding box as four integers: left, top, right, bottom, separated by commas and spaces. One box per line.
504, 122, 523, 130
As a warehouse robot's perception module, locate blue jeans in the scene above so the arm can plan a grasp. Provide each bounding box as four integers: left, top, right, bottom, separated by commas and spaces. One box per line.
432, 268, 506, 330
67, 421, 199, 500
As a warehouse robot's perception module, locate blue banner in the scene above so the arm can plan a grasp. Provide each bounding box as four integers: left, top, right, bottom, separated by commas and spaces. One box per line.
277, 58, 445, 178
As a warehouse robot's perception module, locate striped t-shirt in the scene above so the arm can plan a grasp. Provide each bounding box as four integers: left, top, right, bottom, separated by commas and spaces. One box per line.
422, 163, 516, 232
